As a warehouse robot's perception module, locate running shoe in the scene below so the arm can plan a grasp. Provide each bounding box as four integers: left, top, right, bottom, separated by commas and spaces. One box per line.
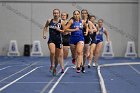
53, 68, 56, 76
49, 66, 53, 72
72, 59, 76, 65
76, 67, 81, 73
61, 69, 64, 73
93, 63, 98, 67
81, 67, 85, 73
88, 64, 91, 68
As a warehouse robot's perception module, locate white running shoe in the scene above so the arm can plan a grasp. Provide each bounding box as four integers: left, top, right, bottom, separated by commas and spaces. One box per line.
88, 63, 91, 68
93, 63, 98, 67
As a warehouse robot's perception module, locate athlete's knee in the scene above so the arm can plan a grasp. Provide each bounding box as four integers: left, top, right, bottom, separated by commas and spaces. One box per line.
83, 53, 88, 58
89, 53, 92, 58
50, 52, 55, 56
77, 51, 83, 56
59, 53, 63, 58
95, 51, 100, 55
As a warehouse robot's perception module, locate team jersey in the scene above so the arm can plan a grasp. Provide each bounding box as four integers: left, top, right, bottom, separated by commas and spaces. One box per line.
48, 19, 63, 48
83, 20, 91, 44
69, 19, 84, 45
96, 27, 104, 41
48, 19, 62, 39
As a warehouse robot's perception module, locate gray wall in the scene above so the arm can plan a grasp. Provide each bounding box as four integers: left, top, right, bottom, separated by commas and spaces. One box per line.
0, 0, 139, 57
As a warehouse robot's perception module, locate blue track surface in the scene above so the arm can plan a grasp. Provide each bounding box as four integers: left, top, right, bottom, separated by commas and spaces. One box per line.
0, 56, 140, 93
53, 67, 100, 93
101, 65, 140, 93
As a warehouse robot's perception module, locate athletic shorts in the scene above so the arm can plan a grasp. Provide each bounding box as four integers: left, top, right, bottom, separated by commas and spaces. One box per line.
91, 39, 103, 45
62, 34, 70, 46
48, 38, 62, 49
70, 36, 84, 45
84, 36, 91, 44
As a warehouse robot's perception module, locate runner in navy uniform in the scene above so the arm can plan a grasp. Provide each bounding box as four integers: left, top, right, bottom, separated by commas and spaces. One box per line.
43, 9, 64, 76
61, 12, 70, 59
88, 15, 98, 68
81, 9, 97, 73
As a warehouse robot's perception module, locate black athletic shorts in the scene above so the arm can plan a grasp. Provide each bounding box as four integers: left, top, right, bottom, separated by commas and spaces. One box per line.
48, 37, 62, 49
62, 34, 70, 46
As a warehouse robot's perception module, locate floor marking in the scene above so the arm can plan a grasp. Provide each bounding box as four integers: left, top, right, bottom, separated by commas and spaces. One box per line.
0, 65, 31, 71
98, 62, 140, 93
0, 66, 42, 92
100, 62, 140, 67
129, 65, 140, 75
0, 62, 38, 83
48, 67, 69, 93
0, 66, 11, 71
40, 61, 69, 93
0, 81, 99, 84
97, 66, 107, 93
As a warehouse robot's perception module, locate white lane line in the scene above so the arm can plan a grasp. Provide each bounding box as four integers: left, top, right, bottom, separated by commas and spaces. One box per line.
0, 62, 38, 83
129, 65, 140, 75
40, 78, 55, 93
0, 65, 29, 71
100, 62, 140, 67
98, 62, 140, 93
8, 64, 30, 67
0, 81, 99, 84
48, 67, 69, 93
97, 66, 107, 93
0, 66, 11, 71
40, 61, 69, 93
0, 66, 42, 92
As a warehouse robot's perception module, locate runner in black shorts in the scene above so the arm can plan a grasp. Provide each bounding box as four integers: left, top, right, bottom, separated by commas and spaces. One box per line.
61, 12, 70, 59
88, 15, 97, 68
43, 9, 64, 76
81, 9, 97, 73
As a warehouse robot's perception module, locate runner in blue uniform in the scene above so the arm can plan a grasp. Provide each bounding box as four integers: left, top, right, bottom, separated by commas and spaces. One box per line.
92, 19, 110, 66
64, 10, 89, 73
